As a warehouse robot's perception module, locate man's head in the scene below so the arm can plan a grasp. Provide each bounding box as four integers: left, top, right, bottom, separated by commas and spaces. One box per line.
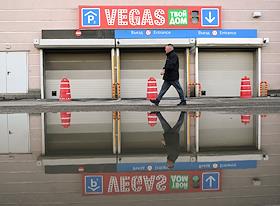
167, 159, 175, 169
165, 44, 174, 54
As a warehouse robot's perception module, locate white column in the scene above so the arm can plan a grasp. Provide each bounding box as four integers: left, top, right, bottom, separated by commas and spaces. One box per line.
195, 114, 199, 152
257, 48, 262, 97
195, 47, 199, 84
40, 50, 44, 99
41, 113, 45, 155
116, 48, 121, 99
257, 115, 261, 150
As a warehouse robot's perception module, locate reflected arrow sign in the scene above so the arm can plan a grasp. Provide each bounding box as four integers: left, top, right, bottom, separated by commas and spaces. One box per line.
205, 175, 216, 187
202, 171, 220, 191
205, 12, 215, 23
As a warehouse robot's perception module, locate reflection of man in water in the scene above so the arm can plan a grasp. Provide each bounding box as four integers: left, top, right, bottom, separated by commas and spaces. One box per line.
156, 112, 185, 169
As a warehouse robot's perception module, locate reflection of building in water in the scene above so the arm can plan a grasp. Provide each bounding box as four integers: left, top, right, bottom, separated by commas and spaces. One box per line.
1, 111, 280, 204
193, 112, 265, 162
45, 112, 113, 156
119, 111, 187, 155
43, 111, 188, 172
0, 111, 269, 168
40, 111, 268, 172
0, 113, 30, 153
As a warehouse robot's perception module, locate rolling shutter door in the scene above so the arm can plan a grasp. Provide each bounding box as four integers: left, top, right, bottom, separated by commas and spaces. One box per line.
199, 112, 254, 150
45, 50, 111, 99
199, 51, 254, 97
45, 112, 113, 155
121, 50, 185, 99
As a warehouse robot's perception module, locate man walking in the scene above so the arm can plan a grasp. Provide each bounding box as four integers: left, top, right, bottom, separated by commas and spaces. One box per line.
150, 44, 186, 106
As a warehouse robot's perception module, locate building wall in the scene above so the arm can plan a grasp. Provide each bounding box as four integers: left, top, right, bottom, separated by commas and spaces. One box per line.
0, 0, 279, 93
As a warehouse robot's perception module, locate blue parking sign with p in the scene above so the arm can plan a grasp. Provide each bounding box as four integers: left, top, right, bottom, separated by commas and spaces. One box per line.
82, 8, 100, 27
85, 175, 103, 194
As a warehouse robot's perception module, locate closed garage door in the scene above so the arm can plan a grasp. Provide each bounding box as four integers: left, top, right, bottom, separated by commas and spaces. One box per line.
45, 112, 113, 156
121, 49, 185, 98
120, 111, 186, 154
45, 50, 111, 99
199, 112, 256, 151
199, 51, 254, 97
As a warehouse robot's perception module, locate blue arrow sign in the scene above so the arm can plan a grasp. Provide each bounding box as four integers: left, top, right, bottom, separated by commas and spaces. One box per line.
202, 172, 220, 191
81, 8, 100, 27
84, 175, 103, 194
201, 8, 219, 27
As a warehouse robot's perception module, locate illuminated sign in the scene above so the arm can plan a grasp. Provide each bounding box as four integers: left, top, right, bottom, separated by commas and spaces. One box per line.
79, 6, 222, 29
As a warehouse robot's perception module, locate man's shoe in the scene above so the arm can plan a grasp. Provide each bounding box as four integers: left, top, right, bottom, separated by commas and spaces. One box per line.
177, 100, 186, 106
150, 99, 159, 106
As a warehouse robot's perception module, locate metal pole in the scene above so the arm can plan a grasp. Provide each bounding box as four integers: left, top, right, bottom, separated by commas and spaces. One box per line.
117, 112, 121, 154
111, 48, 116, 99
116, 48, 121, 99
195, 47, 199, 97
112, 112, 117, 154
186, 48, 190, 97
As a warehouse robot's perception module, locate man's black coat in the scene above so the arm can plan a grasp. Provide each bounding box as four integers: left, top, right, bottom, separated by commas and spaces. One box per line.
163, 50, 179, 81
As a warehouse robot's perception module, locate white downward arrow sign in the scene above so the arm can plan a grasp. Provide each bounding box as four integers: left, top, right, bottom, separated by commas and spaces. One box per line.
206, 176, 216, 187
205, 12, 215, 23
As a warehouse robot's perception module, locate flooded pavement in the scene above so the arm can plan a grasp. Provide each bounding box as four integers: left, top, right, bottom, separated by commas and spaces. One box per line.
0, 110, 280, 205
1, 97, 280, 114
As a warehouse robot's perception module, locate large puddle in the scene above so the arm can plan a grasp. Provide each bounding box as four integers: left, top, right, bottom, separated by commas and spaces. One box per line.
0, 110, 279, 205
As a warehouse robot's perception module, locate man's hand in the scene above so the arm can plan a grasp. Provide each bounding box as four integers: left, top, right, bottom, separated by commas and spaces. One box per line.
160, 69, 165, 76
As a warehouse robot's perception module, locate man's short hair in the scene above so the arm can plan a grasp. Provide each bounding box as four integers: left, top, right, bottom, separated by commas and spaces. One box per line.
167, 43, 174, 48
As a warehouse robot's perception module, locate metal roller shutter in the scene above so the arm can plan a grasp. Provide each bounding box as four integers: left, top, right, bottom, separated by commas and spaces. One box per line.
199, 51, 254, 97
120, 111, 186, 154
121, 49, 185, 99
199, 112, 255, 150
45, 112, 113, 155
45, 50, 112, 99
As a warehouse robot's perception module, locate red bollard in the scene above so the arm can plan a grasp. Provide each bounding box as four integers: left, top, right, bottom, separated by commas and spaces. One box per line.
147, 112, 157, 127
240, 76, 252, 98
60, 111, 71, 128
241, 114, 250, 124
146, 77, 158, 100
59, 78, 71, 101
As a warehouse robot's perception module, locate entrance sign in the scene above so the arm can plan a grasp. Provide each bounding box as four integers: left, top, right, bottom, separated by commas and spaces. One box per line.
115, 29, 257, 39
117, 160, 257, 172
79, 6, 222, 29
83, 170, 222, 195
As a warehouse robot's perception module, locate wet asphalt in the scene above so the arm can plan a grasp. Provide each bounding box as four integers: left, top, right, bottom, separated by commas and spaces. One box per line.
0, 97, 279, 114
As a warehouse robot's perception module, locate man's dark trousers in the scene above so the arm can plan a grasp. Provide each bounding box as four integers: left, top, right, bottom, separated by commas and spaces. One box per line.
156, 80, 185, 102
